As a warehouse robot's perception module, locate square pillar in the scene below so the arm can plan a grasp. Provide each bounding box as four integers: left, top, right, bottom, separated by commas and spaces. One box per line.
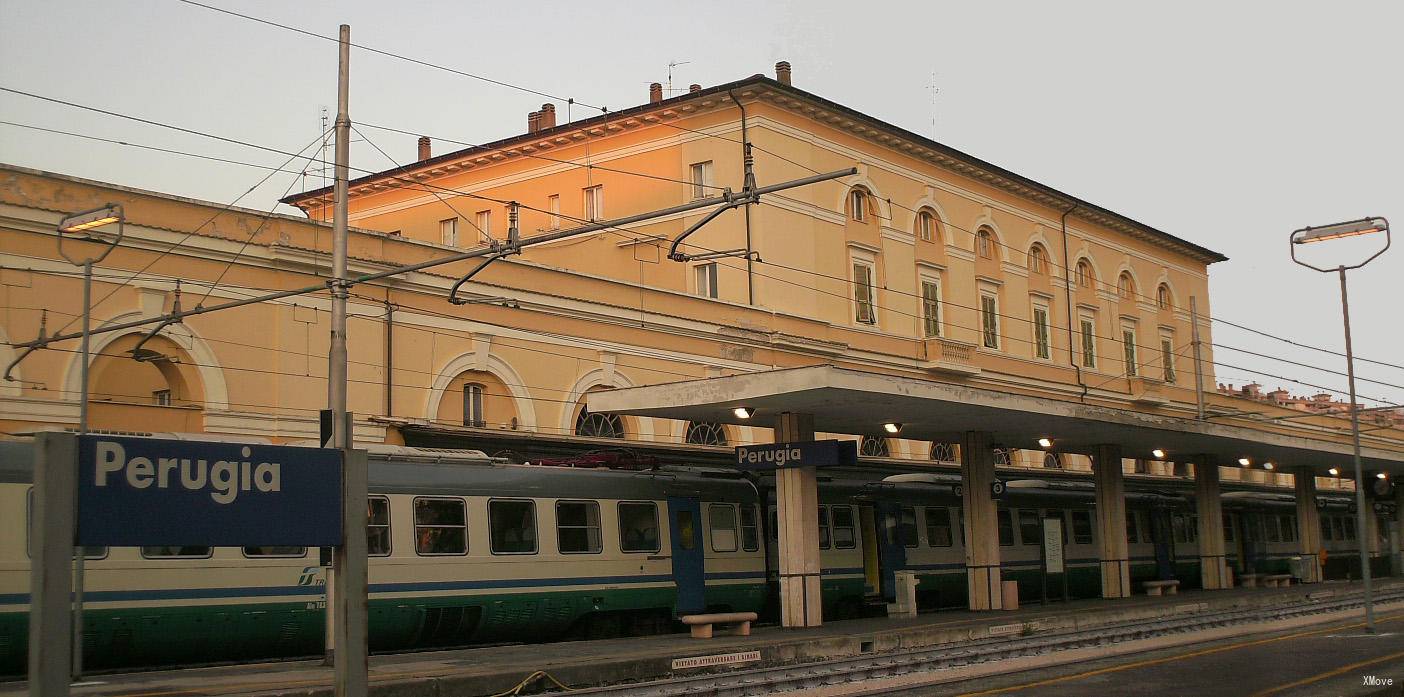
774, 412, 822, 628
960, 430, 1002, 610
1194, 457, 1229, 589
1092, 444, 1131, 598
1294, 468, 1323, 584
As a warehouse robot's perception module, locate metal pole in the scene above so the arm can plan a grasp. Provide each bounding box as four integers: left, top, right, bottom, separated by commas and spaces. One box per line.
1339, 267, 1374, 632
72, 260, 91, 680
1190, 295, 1206, 421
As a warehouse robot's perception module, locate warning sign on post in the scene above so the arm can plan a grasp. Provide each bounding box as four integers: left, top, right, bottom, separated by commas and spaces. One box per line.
1043, 516, 1065, 574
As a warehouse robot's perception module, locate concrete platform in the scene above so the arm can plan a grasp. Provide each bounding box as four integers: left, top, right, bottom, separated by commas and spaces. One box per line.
5, 578, 1401, 697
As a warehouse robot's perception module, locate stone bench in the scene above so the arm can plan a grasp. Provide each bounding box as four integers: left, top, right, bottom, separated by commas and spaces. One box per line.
1143, 579, 1180, 596
1239, 573, 1260, 588
1261, 574, 1292, 588
680, 612, 758, 639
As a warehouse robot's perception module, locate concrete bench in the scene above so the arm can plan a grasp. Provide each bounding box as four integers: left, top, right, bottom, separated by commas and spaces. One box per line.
1143, 579, 1180, 596
680, 612, 758, 639
1239, 573, 1260, 588
1261, 574, 1292, 588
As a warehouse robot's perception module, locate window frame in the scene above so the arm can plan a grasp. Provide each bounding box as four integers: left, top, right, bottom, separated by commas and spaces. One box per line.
918, 210, 936, 242
694, 262, 719, 299
152, 389, 172, 406
1161, 335, 1177, 384
1117, 272, 1135, 299
1070, 509, 1094, 545
1028, 245, 1047, 275
1076, 260, 1093, 288
618, 501, 661, 553
413, 495, 469, 557
555, 499, 603, 555
1157, 284, 1172, 309
849, 188, 867, 222
1017, 509, 1042, 546
740, 504, 760, 552
368, 495, 392, 557
851, 255, 877, 325
1032, 301, 1051, 360
488, 498, 539, 556
976, 229, 993, 259
997, 508, 1014, 546
925, 506, 954, 547
1079, 314, 1097, 369
689, 161, 713, 200
140, 545, 213, 559
709, 503, 740, 553
920, 277, 942, 337
1122, 325, 1138, 377
583, 185, 604, 222
242, 545, 307, 559
980, 292, 1000, 349
475, 209, 492, 238
440, 217, 458, 247
547, 194, 561, 229
463, 382, 485, 428
817, 504, 832, 550
831, 505, 857, 549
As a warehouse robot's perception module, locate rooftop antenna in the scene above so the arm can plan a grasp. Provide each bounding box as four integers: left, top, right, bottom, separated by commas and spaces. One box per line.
925, 70, 940, 140
667, 60, 691, 94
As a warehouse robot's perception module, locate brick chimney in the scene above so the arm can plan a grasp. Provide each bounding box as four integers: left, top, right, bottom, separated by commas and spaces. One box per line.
775, 60, 792, 85
417, 136, 431, 161
538, 103, 556, 129
649, 82, 663, 103
689, 83, 701, 93
527, 110, 541, 134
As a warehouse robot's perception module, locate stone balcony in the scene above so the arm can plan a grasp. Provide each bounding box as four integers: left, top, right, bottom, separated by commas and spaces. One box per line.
923, 336, 980, 376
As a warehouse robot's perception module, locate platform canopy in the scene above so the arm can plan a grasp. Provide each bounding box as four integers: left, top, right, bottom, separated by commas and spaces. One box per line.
588, 364, 1404, 479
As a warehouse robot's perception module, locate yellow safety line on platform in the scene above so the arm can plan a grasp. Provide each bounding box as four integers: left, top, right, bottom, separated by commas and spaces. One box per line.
955, 612, 1404, 696
1249, 648, 1404, 697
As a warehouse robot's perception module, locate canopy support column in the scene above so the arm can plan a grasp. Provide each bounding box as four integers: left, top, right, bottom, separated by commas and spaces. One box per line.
1294, 468, 1324, 584
775, 412, 821, 628
961, 430, 1002, 610
1195, 457, 1230, 589
1093, 444, 1131, 598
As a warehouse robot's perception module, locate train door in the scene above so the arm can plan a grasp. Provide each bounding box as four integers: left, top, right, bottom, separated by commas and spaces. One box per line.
667, 497, 706, 614
874, 501, 908, 601
1150, 508, 1175, 580
1228, 513, 1247, 573
1241, 513, 1262, 573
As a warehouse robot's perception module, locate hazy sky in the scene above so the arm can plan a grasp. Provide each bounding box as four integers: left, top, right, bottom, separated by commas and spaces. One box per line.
3, 0, 1401, 408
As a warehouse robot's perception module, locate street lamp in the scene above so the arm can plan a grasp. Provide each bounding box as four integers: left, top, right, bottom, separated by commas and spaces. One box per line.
56, 203, 124, 679
1290, 215, 1390, 634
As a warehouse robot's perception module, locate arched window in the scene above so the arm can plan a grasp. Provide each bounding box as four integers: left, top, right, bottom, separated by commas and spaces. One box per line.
1043, 451, 1063, 469
930, 442, 958, 462
575, 406, 624, 439
860, 436, 890, 457
1118, 271, 1135, 299
1075, 260, 1094, 288
1157, 283, 1173, 310
976, 228, 994, 259
1028, 244, 1048, 275
917, 210, 937, 242
684, 421, 728, 446
849, 188, 868, 222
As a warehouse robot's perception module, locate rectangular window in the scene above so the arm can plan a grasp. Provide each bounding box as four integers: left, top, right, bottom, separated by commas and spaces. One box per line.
853, 261, 875, 324
1223, 514, 1235, 542
1321, 516, 1333, 541
490, 499, 538, 554
818, 505, 832, 550
152, 389, 172, 406
997, 508, 1014, 546
141, 545, 212, 558
980, 294, 999, 349
1281, 515, 1297, 543
921, 280, 941, 337
475, 210, 492, 238
710, 503, 739, 552
1080, 317, 1096, 368
440, 217, 458, 247
695, 262, 718, 299
618, 501, 660, 552
925, 506, 953, 547
556, 500, 602, 554
368, 496, 391, 556
1342, 517, 1355, 541
463, 383, 484, 428
1123, 328, 1138, 377
1161, 338, 1176, 383
243, 545, 306, 558
547, 194, 561, 229
1126, 509, 1141, 544
1265, 515, 1281, 543
414, 497, 467, 555
955, 506, 965, 547
740, 505, 760, 552
689, 161, 713, 199
850, 190, 866, 221
1018, 509, 1041, 546
1033, 305, 1051, 359
918, 212, 935, 241
1071, 509, 1094, 544
899, 506, 919, 548
583, 185, 603, 221
1187, 515, 1198, 543
832, 505, 856, 549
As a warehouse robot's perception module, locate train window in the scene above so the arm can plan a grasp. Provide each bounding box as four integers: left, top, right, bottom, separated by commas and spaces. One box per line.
490, 499, 538, 554
1223, 514, 1235, 542
368, 497, 391, 556
26, 488, 108, 560
618, 502, 660, 553
1265, 516, 1281, 543
414, 497, 467, 555
141, 546, 212, 558
818, 505, 832, 550
1281, 515, 1297, 543
710, 504, 739, 552
741, 505, 760, 552
925, 507, 953, 547
900, 507, 919, 548
1126, 510, 1141, 544
997, 509, 1014, 546
832, 506, 856, 549
1018, 510, 1041, 546
243, 546, 306, 558
767, 505, 779, 542
1071, 510, 1094, 544
556, 500, 602, 554
1172, 514, 1187, 544
1341, 517, 1355, 541
955, 506, 965, 547
1320, 516, 1333, 542
1187, 515, 1198, 543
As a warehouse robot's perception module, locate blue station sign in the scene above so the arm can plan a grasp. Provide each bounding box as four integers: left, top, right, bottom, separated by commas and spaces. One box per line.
734, 439, 858, 470
76, 435, 344, 547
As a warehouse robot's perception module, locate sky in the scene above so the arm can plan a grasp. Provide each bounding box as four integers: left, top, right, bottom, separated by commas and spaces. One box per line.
2, 0, 1401, 409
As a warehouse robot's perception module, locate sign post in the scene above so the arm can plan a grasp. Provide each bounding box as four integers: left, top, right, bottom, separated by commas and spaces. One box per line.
29, 432, 76, 697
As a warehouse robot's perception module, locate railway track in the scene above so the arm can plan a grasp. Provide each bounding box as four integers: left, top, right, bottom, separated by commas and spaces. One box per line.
563, 587, 1404, 697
